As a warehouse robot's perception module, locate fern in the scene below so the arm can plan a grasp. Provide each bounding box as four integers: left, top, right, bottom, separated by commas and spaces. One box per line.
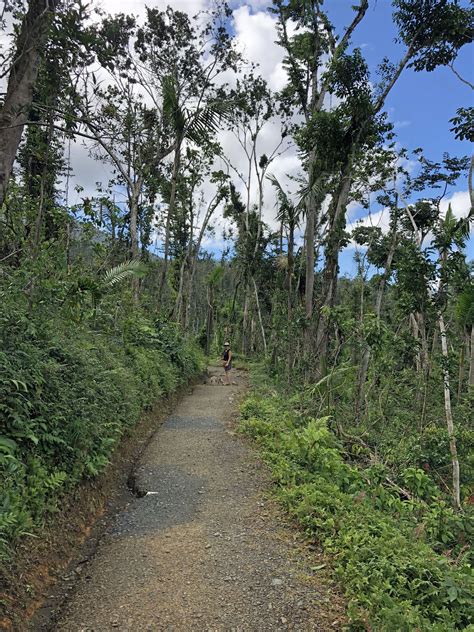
102, 260, 147, 289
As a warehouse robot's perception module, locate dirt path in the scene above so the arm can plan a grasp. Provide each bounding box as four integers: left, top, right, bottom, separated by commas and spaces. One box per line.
40, 366, 344, 631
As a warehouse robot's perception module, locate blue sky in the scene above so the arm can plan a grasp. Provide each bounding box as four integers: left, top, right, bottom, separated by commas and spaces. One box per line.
328, 0, 473, 158
319, 0, 473, 274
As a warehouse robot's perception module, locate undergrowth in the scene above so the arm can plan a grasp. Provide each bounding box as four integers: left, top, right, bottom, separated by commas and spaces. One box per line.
240, 368, 474, 631
0, 273, 204, 564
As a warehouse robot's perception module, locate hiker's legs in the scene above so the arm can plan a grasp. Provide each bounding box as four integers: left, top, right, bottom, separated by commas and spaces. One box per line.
224, 368, 231, 385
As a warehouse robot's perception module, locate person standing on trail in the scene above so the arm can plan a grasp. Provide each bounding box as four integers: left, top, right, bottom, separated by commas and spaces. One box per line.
222, 341, 232, 385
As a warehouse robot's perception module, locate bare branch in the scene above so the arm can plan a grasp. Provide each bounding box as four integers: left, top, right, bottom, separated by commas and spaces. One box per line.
449, 64, 474, 90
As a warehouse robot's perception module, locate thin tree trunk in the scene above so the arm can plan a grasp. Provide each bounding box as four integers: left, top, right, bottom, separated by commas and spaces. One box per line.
242, 283, 250, 356
31, 114, 55, 257
174, 257, 186, 323
184, 193, 221, 329
129, 184, 141, 305
411, 312, 421, 373
65, 218, 72, 273
0, 0, 59, 207
159, 142, 181, 300
469, 327, 474, 387
252, 276, 267, 355
457, 332, 467, 401
439, 311, 461, 510
315, 161, 353, 375
250, 317, 255, 353
304, 198, 315, 343
287, 222, 295, 379
205, 284, 214, 357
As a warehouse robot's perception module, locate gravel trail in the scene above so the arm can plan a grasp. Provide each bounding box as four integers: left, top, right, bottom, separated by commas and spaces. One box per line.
47, 367, 344, 631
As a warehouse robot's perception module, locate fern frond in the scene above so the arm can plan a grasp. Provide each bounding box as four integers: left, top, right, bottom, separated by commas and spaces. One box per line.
102, 260, 147, 289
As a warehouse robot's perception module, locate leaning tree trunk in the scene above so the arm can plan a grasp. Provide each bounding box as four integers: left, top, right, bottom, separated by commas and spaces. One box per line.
438, 311, 461, 510
0, 0, 59, 207
303, 155, 321, 348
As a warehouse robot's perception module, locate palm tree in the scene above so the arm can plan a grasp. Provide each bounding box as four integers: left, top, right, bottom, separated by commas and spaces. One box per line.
158, 75, 234, 301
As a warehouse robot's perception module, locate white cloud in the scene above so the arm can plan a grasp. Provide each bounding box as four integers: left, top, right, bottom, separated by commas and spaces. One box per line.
97, 0, 207, 19
232, 6, 286, 92
439, 190, 471, 222
393, 120, 412, 130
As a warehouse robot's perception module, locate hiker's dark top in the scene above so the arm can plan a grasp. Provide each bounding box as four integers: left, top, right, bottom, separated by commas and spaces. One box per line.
223, 349, 232, 370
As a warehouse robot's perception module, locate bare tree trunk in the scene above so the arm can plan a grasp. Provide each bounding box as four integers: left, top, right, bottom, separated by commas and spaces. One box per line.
184, 263, 194, 330
129, 185, 141, 304
315, 161, 353, 375
304, 199, 315, 344
174, 257, 186, 323
469, 154, 473, 211
287, 222, 295, 379
411, 312, 421, 372
469, 327, 474, 387
457, 331, 467, 401
252, 276, 267, 355
184, 193, 221, 329
242, 283, 250, 356
0, 0, 59, 207
439, 312, 461, 510
159, 143, 181, 300
205, 284, 214, 356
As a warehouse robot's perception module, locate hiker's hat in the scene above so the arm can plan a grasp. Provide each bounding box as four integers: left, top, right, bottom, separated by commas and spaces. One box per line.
224, 341, 230, 346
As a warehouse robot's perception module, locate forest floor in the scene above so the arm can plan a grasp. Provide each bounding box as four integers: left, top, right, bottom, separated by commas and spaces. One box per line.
30, 365, 346, 631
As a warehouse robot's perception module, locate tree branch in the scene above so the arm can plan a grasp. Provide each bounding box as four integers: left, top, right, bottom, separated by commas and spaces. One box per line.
449, 64, 474, 90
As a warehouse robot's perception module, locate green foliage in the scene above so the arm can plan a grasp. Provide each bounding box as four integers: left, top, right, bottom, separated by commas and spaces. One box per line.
240, 380, 474, 630
0, 273, 204, 562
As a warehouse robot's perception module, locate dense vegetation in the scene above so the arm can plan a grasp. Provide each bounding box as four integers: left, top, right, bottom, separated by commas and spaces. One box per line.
0, 255, 204, 561
0, 0, 472, 628
240, 367, 473, 631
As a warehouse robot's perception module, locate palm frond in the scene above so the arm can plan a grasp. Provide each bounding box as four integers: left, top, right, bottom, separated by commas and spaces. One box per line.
268, 173, 301, 226
163, 75, 185, 134
296, 177, 327, 214
185, 100, 236, 145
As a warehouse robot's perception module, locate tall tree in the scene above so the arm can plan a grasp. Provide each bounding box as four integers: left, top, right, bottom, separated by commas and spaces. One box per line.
0, 0, 60, 207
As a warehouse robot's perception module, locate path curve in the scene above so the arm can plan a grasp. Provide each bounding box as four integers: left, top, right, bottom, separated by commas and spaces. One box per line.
45, 367, 344, 631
